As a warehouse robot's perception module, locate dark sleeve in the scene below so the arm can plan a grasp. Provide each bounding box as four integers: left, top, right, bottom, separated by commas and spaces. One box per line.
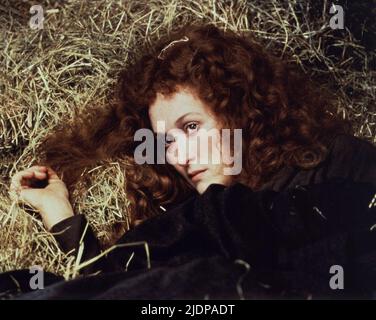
50, 215, 109, 275
50, 214, 155, 276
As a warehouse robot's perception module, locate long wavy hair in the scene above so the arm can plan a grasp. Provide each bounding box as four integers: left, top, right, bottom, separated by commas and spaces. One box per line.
39, 22, 353, 228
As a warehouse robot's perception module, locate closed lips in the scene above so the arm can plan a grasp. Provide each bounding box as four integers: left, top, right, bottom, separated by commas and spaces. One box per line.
188, 169, 207, 179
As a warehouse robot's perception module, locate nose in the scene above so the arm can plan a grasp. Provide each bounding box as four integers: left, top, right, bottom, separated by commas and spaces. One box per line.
183, 136, 198, 166
174, 135, 198, 167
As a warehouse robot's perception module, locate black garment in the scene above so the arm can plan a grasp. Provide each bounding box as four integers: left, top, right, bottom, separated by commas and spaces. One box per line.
4, 180, 376, 300
0, 133, 375, 299
259, 133, 376, 191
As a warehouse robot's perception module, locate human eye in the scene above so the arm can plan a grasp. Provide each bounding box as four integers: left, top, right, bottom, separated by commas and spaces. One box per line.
183, 121, 199, 134
164, 133, 175, 149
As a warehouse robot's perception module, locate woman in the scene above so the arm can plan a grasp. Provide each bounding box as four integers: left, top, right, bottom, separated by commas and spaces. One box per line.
4, 23, 376, 299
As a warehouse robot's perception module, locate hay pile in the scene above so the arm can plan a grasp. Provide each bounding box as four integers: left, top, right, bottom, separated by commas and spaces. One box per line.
0, 0, 375, 278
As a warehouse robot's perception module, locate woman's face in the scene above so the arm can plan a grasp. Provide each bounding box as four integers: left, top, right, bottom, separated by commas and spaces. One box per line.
149, 86, 236, 194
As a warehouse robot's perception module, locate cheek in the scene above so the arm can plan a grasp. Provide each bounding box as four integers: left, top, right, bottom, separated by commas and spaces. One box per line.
205, 131, 222, 164
166, 147, 175, 164
165, 146, 185, 174
172, 164, 186, 177
166, 142, 182, 165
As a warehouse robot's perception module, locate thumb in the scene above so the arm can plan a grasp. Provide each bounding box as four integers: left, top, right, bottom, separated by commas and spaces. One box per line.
18, 187, 42, 210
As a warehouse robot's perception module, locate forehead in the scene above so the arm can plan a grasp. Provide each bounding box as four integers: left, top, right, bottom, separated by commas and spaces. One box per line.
148, 87, 210, 133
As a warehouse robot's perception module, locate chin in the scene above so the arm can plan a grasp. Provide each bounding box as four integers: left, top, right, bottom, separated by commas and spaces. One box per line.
196, 182, 210, 194
195, 177, 231, 194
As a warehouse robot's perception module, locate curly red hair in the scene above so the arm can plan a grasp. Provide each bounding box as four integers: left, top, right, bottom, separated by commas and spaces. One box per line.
39, 22, 353, 228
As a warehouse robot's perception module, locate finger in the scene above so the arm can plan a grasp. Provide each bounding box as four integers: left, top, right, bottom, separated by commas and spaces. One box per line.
8, 184, 28, 202
10, 167, 49, 191
24, 168, 46, 180
20, 171, 37, 186
18, 187, 39, 208
26, 165, 47, 172
35, 166, 48, 174
11, 165, 46, 180
32, 170, 47, 179
12, 171, 41, 190
10, 170, 33, 189
15, 168, 37, 181
45, 167, 60, 181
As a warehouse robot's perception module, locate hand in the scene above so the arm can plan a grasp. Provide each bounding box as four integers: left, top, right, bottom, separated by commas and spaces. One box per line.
9, 165, 74, 230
